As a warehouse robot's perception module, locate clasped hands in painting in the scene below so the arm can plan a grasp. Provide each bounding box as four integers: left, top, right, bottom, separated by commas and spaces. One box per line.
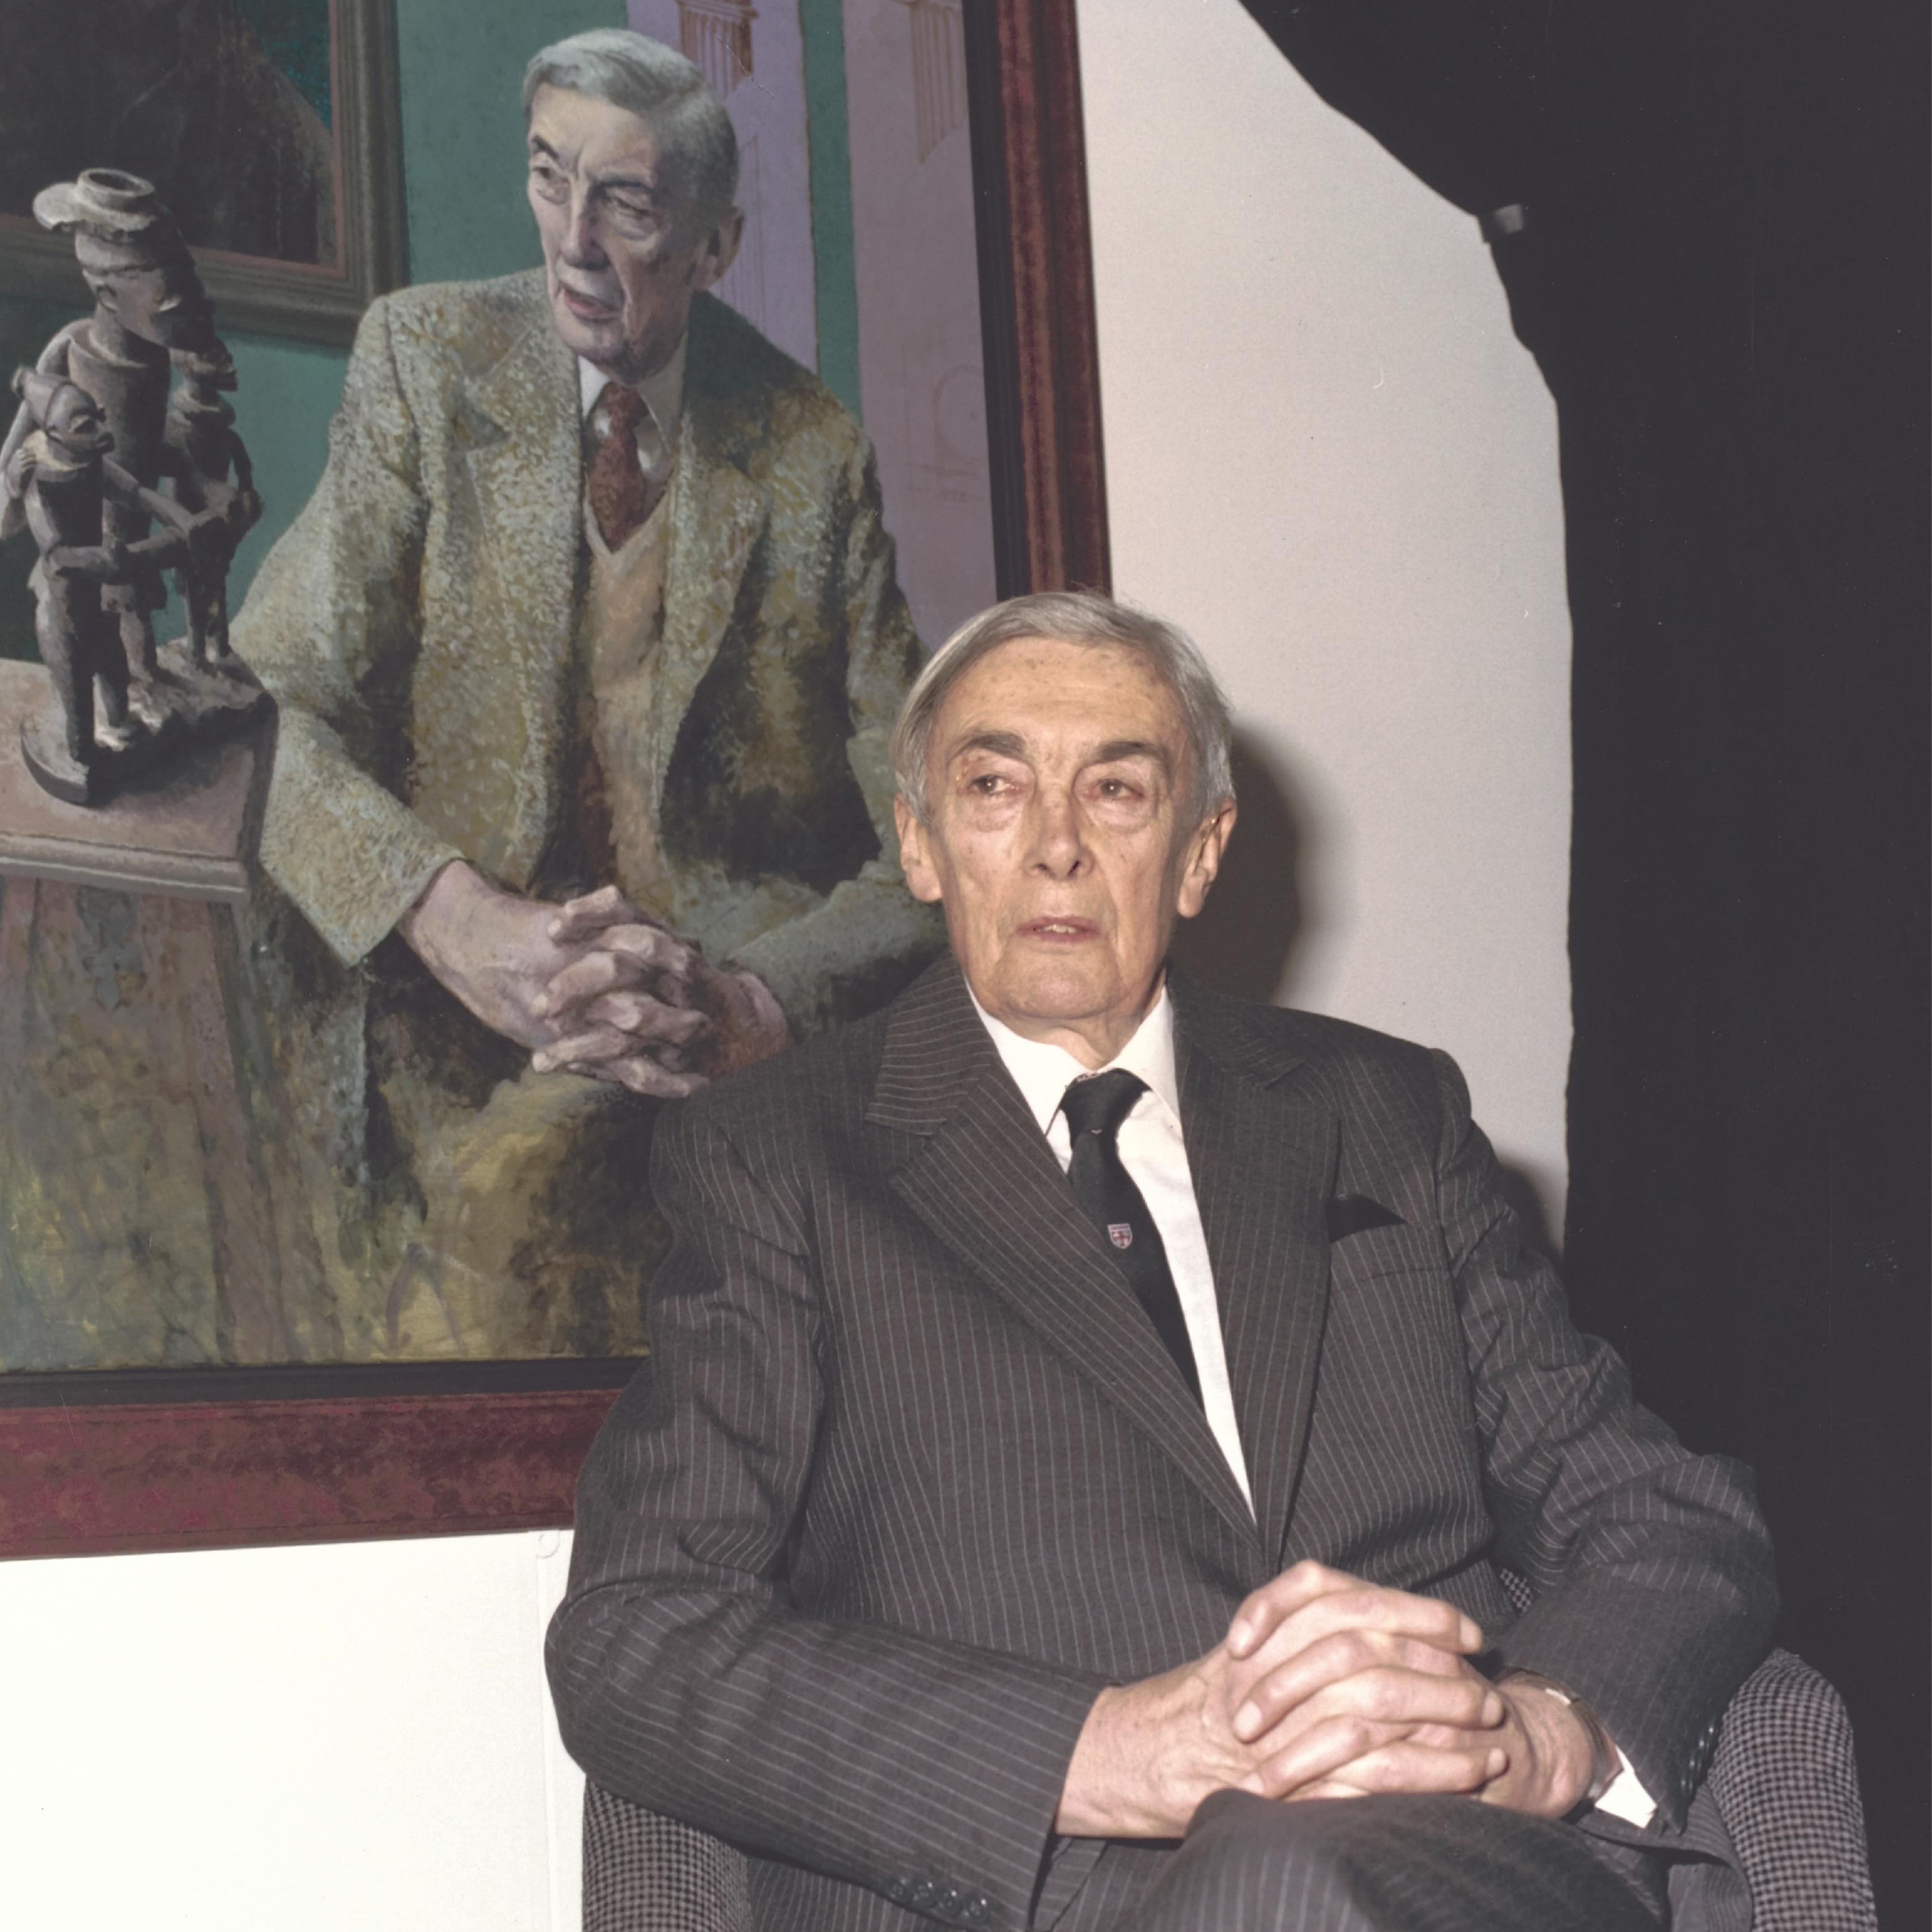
399, 860, 791, 1098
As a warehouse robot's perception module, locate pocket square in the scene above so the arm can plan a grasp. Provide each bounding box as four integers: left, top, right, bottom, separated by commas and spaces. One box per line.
1327, 1193, 1404, 1241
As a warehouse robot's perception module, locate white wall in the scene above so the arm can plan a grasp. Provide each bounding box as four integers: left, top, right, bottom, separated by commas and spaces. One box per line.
1, 1531, 584, 1931
2, 9, 1574, 1925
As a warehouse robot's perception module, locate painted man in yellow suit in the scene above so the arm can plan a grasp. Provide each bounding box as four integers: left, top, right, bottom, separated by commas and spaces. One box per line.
233, 30, 940, 1361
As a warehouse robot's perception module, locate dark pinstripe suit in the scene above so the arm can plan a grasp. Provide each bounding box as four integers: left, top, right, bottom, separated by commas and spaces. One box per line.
548, 957, 1775, 1931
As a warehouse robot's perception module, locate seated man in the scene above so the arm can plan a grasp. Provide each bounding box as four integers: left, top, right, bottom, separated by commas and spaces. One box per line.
547, 591, 1775, 1929
232, 30, 939, 1357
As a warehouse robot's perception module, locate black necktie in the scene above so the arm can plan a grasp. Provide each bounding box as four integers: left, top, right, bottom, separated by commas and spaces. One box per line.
1060, 1070, 1202, 1403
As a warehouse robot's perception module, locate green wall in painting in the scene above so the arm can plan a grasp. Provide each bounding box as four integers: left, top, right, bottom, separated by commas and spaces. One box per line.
798, 0, 862, 422
0, 0, 623, 661
396, 0, 624, 287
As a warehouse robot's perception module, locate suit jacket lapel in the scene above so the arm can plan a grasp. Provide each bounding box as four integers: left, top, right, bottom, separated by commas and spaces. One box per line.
648, 362, 765, 816
459, 310, 582, 849
869, 963, 1260, 1548
1170, 976, 1339, 1567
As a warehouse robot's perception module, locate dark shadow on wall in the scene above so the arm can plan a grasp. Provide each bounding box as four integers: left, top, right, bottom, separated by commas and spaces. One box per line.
1495, 1167, 1561, 1267
1169, 731, 1307, 1005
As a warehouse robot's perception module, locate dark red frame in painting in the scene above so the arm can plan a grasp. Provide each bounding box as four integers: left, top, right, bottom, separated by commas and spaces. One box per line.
0, 0, 1110, 1563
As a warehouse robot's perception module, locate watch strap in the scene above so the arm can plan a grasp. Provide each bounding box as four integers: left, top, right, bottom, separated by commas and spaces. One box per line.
1499, 1669, 1620, 1806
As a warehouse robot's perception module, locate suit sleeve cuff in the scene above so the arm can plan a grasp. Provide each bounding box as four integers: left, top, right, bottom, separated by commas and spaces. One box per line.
258, 716, 461, 965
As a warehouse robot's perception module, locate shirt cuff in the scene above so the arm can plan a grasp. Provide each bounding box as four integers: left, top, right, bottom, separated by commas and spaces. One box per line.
1592, 1751, 1658, 1828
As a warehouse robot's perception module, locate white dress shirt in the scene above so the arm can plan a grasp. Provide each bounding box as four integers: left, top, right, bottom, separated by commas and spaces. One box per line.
971, 984, 1255, 1513
969, 981, 1656, 1825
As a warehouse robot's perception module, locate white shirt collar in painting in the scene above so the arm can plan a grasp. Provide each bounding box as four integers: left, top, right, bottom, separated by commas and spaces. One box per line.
576, 334, 687, 444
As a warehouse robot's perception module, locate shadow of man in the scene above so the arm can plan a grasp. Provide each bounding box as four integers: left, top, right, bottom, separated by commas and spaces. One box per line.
1170, 732, 1306, 1005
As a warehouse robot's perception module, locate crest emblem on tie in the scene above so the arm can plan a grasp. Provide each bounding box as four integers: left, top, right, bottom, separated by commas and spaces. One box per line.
1107, 1223, 1134, 1249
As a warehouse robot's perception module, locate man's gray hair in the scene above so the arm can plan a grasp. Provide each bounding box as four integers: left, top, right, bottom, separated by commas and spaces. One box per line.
522, 30, 739, 233
890, 591, 1236, 825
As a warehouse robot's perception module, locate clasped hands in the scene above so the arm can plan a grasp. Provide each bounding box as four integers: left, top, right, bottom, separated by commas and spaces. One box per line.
1056, 1561, 1601, 1839
401, 860, 789, 1098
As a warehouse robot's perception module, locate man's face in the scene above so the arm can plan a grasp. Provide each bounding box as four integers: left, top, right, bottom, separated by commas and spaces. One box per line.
896, 636, 1236, 1068
526, 84, 741, 382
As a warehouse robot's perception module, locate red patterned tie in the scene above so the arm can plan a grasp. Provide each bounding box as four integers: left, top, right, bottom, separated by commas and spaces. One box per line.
586, 382, 651, 550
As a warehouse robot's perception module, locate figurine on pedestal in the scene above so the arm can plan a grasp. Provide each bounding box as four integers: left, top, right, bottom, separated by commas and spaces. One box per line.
0, 168, 267, 805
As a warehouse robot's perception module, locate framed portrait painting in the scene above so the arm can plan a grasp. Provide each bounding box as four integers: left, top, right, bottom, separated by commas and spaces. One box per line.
0, 0, 407, 347
0, 0, 1106, 1557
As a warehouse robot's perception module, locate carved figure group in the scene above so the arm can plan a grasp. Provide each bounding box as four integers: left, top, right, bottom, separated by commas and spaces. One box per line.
1, 168, 264, 804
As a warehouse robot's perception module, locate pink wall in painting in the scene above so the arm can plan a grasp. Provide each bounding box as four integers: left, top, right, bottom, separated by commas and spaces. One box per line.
839, 0, 997, 649
628, 0, 820, 371
632, 0, 997, 653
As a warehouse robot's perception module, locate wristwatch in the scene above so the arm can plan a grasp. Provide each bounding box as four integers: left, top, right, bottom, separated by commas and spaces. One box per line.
1499, 1670, 1620, 1806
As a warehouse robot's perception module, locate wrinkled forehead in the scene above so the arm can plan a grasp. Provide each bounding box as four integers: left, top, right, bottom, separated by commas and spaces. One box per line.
932, 635, 1192, 769
527, 84, 666, 171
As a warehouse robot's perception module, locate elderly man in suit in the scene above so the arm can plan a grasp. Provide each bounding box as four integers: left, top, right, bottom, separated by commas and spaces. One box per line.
233, 30, 938, 1356
548, 591, 1777, 1928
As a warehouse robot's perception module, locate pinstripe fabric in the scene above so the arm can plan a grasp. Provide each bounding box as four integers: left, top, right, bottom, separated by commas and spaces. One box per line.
548, 958, 1776, 1931
1122, 1790, 1665, 1930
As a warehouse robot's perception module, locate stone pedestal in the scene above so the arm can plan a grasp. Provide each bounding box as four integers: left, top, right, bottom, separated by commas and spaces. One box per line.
0, 658, 332, 1372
